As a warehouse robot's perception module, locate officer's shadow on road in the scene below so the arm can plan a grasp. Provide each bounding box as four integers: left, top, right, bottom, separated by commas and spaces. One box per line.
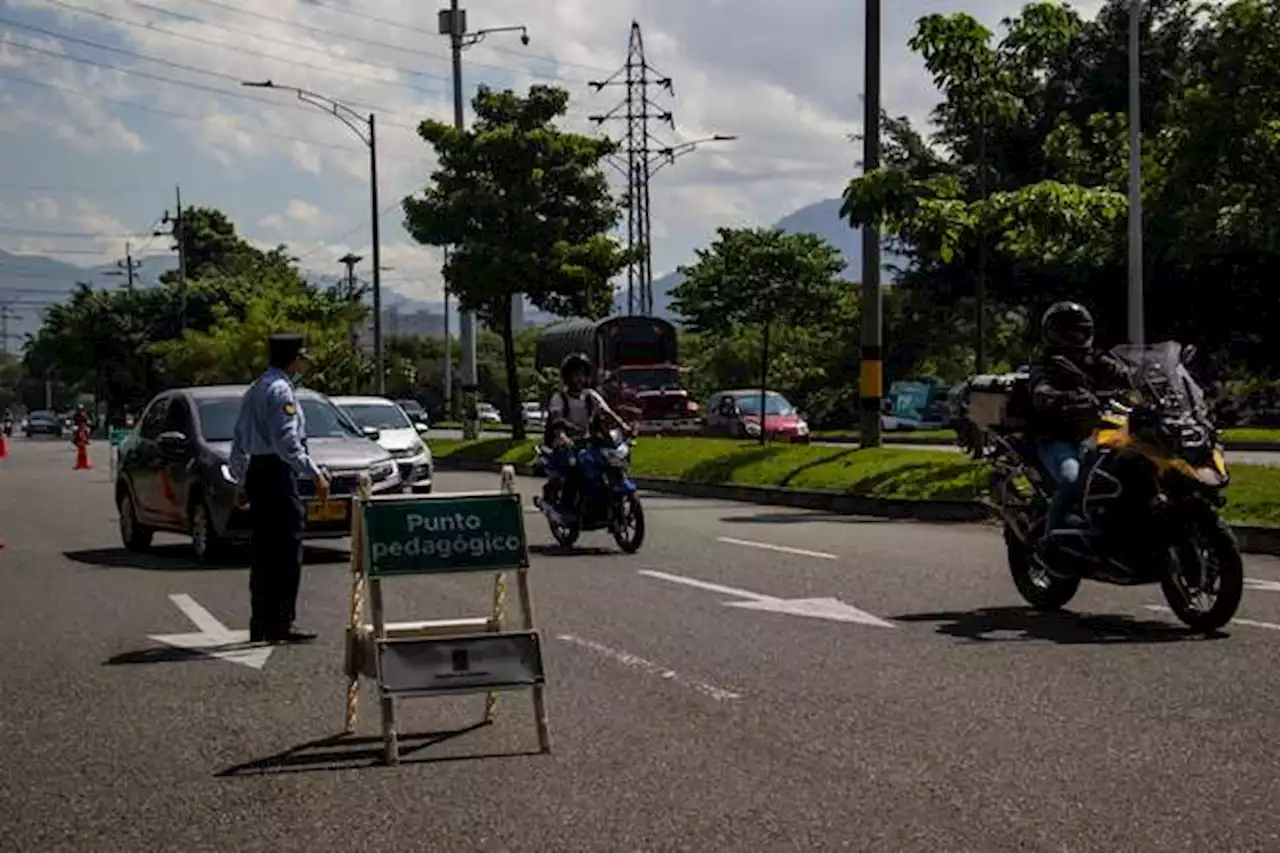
63, 544, 351, 571
215, 726, 541, 775
894, 606, 1227, 644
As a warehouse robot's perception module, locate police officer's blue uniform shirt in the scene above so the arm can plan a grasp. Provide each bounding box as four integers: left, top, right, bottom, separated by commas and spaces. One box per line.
228, 366, 323, 483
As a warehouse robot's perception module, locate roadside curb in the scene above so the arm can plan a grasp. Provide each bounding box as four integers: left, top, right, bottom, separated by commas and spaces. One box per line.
816, 435, 1280, 452
435, 456, 1280, 556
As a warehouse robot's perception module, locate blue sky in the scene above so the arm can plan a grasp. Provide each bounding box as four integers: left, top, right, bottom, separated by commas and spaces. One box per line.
0, 0, 1091, 314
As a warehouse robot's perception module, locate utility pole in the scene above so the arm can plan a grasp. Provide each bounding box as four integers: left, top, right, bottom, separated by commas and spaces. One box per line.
338, 252, 363, 393
859, 0, 884, 447
0, 303, 11, 357
589, 23, 734, 315
104, 241, 142, 291
442, 246, 452, 418
157, 187, 188, 332
439, 2, 528, 439
1127, 0, 1144, 345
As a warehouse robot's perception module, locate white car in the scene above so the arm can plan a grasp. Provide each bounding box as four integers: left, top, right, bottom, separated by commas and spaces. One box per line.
333, 396, 433, 493
477, 402, 502, 424
522, 401, 546, 428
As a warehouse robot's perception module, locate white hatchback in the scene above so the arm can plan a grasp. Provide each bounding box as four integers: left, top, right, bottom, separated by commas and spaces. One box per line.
333, 396, 433, 493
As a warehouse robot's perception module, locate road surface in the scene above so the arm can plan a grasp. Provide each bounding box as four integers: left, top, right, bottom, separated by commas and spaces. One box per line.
428, 428, 1280, 466
5, 437, 1280, 852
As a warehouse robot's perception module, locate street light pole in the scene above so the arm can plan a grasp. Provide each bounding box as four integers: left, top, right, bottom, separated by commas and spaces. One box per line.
439, 3, 529, 439
859, 0, 884, 448
1127, 0, 1144, 345
241, 80, 385, 392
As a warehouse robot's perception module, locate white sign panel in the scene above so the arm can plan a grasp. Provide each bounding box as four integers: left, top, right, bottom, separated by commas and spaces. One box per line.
376, 631, 545, 695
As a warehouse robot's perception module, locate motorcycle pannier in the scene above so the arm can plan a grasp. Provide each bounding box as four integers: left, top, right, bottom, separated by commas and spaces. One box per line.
964, 372, 1031, 432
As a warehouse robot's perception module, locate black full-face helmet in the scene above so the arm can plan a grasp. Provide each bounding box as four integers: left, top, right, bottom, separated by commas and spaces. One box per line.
560, 352, 592, 381
1041, 301, 1095, 349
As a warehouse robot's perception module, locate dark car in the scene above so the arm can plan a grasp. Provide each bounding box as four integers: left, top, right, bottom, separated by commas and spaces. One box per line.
395, 398, 429, 426
24, 410, 63, 438
115, 385, 403, 563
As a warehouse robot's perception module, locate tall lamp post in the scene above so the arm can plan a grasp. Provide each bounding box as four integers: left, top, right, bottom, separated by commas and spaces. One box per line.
1127, 0, 1144, 345
859, 0, 884, 448
242, 80, 386, 393
439, 2, 529, 440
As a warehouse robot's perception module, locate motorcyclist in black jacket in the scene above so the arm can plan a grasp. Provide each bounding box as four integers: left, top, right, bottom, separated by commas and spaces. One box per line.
1027, 302, 1130, 549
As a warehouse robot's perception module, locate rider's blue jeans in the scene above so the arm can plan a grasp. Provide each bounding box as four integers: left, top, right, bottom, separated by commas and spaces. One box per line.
1036, 440, 1082, 535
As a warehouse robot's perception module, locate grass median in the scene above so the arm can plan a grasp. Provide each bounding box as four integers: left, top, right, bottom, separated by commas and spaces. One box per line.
430, 436, 1280, 527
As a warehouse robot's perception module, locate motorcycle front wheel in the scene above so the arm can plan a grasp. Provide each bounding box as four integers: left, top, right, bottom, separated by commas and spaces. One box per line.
611, 493, 646, 554
1006, 527, 1080, 611
1160, 514, 1243, 633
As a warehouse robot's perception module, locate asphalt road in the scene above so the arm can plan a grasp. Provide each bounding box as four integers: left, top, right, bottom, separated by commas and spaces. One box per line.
6, 436, 1280, 852
428, 428, 1280, 466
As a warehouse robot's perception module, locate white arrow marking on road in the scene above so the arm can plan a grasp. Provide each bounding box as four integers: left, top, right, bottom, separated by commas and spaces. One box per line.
1145, 605, 1280, 632
148, 594, 273, 670
1244, 577, 1280, 593
716, 536, 838, 560
638, 569, 894, 627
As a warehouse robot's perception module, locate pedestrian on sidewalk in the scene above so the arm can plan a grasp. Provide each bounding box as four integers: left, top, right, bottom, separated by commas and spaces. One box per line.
228, 333, 330, 644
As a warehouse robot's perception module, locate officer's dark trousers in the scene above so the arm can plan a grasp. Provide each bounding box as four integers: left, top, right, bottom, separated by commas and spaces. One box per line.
245, 455, 304, 636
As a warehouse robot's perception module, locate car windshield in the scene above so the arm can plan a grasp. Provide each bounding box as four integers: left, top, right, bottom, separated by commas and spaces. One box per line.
196, 397, 361, 441
616, 368, 681, 390
342, 403, 412, 431
735, 393, 794, 416
29, 410, 55, 421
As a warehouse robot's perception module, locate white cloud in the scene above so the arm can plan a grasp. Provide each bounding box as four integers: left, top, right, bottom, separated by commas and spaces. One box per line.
1, 0, 1084, 301
25, 197, 59, 220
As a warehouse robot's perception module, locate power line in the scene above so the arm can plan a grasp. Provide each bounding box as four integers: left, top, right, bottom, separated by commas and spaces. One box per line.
0, 16, 409, 122
290, 0, 614, 74
41, 0, 453, 100
179, 0, 595, 83
0, 70, 363, 152
0, 33, 422, 133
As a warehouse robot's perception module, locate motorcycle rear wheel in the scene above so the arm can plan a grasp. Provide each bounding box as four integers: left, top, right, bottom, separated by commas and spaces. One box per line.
1160, 515, 1243, 633
1006, 528, 1080, 611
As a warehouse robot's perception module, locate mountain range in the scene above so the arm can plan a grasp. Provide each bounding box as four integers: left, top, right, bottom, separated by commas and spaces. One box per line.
0, 196, 893, 348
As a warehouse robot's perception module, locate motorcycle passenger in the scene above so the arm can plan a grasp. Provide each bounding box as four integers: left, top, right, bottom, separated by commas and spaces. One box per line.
544, 352, 631, 521
1027, 301, 1129, 548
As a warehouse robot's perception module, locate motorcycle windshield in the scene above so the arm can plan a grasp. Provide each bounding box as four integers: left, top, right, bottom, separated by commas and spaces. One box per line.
1109, 341, 1208, 416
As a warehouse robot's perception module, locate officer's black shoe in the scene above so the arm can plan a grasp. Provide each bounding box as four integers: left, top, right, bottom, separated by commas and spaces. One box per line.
267, 628, 317, 644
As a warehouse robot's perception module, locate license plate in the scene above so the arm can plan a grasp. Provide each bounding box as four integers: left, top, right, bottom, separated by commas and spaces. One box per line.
306, 499, 350, 524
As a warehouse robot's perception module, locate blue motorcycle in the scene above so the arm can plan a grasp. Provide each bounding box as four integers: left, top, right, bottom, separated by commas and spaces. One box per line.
533, 427, 646, 553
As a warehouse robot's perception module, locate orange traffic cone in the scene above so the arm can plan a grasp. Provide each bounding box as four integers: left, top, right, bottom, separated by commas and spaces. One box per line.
73, 430, 92, 470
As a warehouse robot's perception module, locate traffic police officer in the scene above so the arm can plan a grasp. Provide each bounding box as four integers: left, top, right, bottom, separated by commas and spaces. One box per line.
228, 333, 330, 644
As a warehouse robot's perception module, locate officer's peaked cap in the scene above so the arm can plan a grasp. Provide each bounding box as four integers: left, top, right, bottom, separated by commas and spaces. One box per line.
268, 333, 308, 367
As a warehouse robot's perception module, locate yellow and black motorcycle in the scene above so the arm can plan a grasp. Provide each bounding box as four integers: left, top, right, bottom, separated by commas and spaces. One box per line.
958, 341, 1243, 633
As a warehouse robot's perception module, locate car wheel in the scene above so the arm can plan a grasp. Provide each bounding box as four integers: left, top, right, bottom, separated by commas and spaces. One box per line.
117, 489, 154, 552
190, 497, 227, 564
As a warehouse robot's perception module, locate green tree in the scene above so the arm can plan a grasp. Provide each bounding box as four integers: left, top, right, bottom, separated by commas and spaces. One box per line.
671, 227, 847, 442
402, 84, 631, 439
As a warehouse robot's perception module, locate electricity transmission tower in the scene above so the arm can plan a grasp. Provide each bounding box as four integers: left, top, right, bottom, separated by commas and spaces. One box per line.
589, 21, 734, 315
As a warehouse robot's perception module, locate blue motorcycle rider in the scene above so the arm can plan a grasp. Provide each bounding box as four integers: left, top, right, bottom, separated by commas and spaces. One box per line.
1027, 301, 1129, 551
542, 352, 632, 523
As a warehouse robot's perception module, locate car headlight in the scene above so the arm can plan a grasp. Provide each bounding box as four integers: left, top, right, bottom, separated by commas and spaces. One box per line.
370, 461, 395, 481
795, 421, 809, 435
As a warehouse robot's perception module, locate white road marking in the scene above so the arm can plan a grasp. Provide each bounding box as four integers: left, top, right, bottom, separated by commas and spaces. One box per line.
1145, 605, 1280, 633
1244, 577, 1280, 593
556, 634, 740, 701
717, 536, 838, 560
638, 569, 894, 627
148, 593, 274, 670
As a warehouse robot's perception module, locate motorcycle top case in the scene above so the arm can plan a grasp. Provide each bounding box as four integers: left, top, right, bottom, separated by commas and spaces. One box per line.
963, 371, 1032, 432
